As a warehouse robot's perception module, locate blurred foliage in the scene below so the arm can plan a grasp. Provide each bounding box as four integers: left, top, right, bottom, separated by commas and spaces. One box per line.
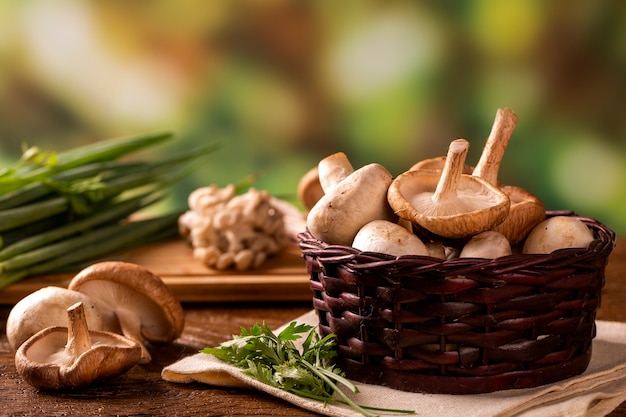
0, 0, 624, 233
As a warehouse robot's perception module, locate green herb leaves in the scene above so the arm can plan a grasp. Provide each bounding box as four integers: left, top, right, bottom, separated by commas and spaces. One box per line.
202, 322, 414, 417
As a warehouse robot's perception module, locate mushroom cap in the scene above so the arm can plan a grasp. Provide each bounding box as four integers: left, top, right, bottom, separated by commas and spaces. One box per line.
459, 230, 512, 259
522, 216, 595, 254
388, 170, 510, 239
296, 166, 324, 211
352, 220, 429, 257
6, 286, 118, 351
306, 163, 395, 246
15, 325, 141, 390
68, 262, 184, 345
493, 185, 546, 244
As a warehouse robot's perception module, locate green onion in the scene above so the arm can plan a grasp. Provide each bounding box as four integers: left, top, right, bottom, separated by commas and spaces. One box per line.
0, 132, 219, 289
0, 131, 173, 195
0, 191, 162, 261
0, 213, 180, 289
0, 197, 69, 232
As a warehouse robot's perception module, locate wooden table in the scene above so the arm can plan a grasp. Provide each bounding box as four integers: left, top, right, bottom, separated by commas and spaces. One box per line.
0, 237, 624, 417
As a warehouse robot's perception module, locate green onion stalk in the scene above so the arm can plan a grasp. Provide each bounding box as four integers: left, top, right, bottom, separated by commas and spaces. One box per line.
0, 132, 219, 290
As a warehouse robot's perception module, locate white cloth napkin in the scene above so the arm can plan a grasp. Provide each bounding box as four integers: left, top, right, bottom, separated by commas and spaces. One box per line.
162, 311, 626, 417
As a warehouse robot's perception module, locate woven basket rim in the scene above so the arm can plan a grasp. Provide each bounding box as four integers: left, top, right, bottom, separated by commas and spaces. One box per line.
298, 210, 616, 269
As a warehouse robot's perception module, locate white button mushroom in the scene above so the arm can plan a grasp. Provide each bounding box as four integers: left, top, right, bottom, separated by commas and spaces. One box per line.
522, 216, 595, 254
352, 219, 429, 257
306, 163, 396, 246
459, 230, 512, 259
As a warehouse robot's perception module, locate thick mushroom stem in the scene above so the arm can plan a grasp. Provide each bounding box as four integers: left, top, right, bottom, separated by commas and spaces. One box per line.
317, 152, 354, 192
63, 302, 92, 365
431, 139, 470, 205
472, 108, 518, 186
116, 310, 151, 364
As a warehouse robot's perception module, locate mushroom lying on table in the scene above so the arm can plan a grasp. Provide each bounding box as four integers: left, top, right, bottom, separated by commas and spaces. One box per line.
67, 261, 184, 364
388, 139, 510, 239
6, 286, 118, 352
15, 302, 141, 390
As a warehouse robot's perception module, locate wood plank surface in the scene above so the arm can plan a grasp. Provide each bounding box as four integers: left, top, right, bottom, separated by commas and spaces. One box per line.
0, 237, 624, 416
0, 238, 311, 305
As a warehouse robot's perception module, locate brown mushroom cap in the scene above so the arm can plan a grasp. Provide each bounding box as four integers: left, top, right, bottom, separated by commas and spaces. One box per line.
388, 139, 510, 239
493, 185, 546, 244
68, 261, 184, 363
15, 302, 141, 390
296, 166, 324, 211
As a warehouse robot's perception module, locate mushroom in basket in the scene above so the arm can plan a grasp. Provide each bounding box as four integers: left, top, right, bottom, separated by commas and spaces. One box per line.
306, 160, 396, 246
471, 108, 546, 244
387, 138, 510, 239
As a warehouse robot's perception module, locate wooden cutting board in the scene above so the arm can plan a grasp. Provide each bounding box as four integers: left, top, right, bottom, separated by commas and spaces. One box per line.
0, 238, 312, 305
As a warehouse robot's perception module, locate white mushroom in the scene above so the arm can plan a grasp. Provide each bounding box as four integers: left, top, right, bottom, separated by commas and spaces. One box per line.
459, 231, 512, 259
352, 220, 429, 257
306, 163, 395, 246
522, 216, 595, 254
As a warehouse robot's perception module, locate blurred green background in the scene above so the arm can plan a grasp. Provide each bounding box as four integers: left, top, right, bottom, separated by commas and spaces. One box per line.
1, 0, 624, 234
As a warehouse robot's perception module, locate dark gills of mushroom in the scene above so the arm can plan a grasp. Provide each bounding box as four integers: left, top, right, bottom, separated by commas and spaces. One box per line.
387, 139, 510, 239
14, 302, 141, 390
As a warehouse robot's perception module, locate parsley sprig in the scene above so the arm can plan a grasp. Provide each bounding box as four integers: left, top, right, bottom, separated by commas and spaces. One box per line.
201, 322, 414, 417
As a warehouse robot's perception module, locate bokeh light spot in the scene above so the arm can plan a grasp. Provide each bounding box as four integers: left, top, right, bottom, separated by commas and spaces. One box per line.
552, 140, 624, 211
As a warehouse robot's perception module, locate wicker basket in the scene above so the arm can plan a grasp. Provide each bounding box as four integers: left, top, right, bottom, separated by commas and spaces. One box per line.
298, 211, 616, 394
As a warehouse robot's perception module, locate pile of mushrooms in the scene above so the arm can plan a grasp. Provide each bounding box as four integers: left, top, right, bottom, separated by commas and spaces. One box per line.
179, 184, 306, 270
298, 108, 597, 259
7, 261, 184, 390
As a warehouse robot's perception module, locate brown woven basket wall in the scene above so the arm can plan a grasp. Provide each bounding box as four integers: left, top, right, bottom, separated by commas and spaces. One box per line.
298, 211, 616, 394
